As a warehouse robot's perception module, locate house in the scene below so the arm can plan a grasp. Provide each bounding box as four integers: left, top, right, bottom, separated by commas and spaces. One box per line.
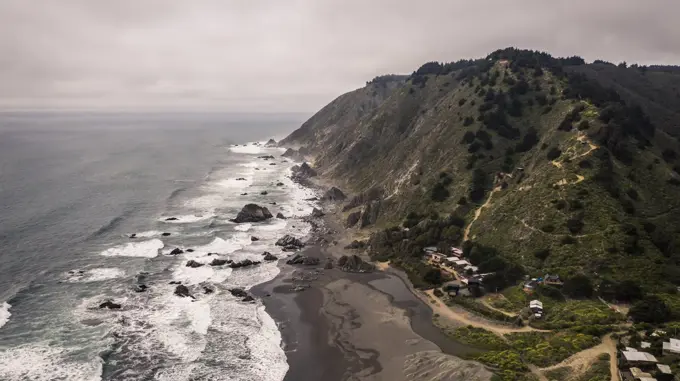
543, 274, 563, 286
427, 252, 447, 263
424, 246, 438, 253
450, 247, 464, 257
629, 367, 656, 381
641, 342, 651, 349
662, 338, 680, 355
523, 278, 539, 292
621, 350, 658, 367
529, 300, 544, 318
453, 259, 471, 269
463, 265, 479, 274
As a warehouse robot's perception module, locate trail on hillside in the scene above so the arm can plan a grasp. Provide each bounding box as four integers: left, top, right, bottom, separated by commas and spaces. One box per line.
463, 186, 502, 241
539, 334, 619, 381
422, 290, 548, 335
480, 299, 517, 318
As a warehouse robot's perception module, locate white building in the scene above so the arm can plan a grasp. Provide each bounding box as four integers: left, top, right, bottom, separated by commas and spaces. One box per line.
662, 338, 680, 354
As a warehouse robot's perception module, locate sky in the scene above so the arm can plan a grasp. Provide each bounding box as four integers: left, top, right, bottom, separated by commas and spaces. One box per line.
0, 0, 678, 112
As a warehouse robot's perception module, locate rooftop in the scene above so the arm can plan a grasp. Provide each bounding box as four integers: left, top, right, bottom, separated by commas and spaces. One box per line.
621, 351, 658, 363
656, 364, 672, 374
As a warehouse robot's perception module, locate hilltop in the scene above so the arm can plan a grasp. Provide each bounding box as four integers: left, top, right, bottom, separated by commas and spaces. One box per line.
281, 48, 680, 301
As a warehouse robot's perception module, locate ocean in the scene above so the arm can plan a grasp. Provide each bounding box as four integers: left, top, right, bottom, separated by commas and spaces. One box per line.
0, 112, 315, 381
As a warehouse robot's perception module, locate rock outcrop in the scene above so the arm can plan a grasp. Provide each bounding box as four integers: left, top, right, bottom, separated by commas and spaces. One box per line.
169, 248, 184, 255
265, 139, 278, 147
209, 258, 230, 266
322, 187, 346, 201
281, 148, 306, 161
359, 200, 381, 228
230, 204, 273, 223
174, 285, 192, 298
276, 235, 305, 251
99, 301, 122, 309
276, 212, 286, 219
311, 208, 325, 218
337, 255, 374, 272
185, 260, 203, 268
229, 259, 261, 268
286, 253, 320, 266
342, 187, 384, 212
263, 252, 278, 261
346, 211, 361, 227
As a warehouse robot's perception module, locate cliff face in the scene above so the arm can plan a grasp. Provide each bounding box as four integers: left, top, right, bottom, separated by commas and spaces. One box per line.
282, 49, 680, 289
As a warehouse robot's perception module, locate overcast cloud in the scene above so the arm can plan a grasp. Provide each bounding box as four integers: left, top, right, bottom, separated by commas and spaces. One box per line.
0, 0, 678, 112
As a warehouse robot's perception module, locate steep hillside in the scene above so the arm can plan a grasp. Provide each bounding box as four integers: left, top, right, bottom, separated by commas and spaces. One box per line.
282, 48, 680, 292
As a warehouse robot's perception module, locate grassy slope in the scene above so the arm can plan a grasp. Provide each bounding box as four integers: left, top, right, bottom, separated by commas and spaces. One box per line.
284, 54, 680, 291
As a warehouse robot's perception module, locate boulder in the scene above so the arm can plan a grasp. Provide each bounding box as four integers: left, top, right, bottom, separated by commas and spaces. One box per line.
209, 258, 230, 266
203, 286, 214, 294
161, 232, 171, 236
165, 217, 179, 221
305, 197, 319, 201
276, 182, 284, 186
133, 284, 148, 293
242, 295, 255, 302
169, 281, 182, 285
174, 285, 192, 298
263, 252, 278, 261
236, 177, 247, 181
186, 249, 194, 252
346, 211, 361, 227
230, 204, 273, 223
229, 288, 248, 298
324, 259, 334, 269
251, 236, 260, 242
265, 139, 278, 147
260, 191, 268, 195
185, 260, 204, 268
241, 193, 248, 196
169, 248, 184, 255
269, 202, 277, 205
311, 208, 324, 218
323, 187, 347, 202
276, 235, 304, 248
99, 301, 122, 309
276, 212, 286, 219
258, 155, 275, 160
129, 233, 137, 239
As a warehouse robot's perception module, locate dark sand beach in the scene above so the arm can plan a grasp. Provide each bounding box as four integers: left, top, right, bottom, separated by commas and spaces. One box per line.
252, 202, 494, 381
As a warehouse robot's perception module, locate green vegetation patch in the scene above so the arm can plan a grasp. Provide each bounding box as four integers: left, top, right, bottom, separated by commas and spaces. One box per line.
445, 325, 509, 350
506, 331, 600, 367
575, 353, 610, 381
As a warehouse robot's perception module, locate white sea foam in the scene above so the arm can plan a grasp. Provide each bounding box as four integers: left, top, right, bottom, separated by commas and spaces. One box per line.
160, 214, 215, 224
215, 177, 253, 189
248, 306, 289, 381
229, 145, 262, 154
100, 239, 164, 258
65, 268, 126, 283
233, 223, 252, 232
0, 302, 11, 329
0, 344, 103, 381
132, 230, 163, 238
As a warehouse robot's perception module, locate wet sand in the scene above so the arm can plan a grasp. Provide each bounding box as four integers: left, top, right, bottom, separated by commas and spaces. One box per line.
252, 210, 493, 381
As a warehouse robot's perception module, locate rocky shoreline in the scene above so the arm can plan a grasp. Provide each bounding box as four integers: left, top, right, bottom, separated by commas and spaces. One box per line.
251, 164, 494, 381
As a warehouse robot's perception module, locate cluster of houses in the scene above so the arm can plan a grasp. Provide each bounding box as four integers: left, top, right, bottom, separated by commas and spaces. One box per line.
617, 337, 679, 381
423, 247, 487, 287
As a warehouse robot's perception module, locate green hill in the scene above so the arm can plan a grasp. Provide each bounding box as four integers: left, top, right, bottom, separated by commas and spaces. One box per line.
281, 48, 680, 296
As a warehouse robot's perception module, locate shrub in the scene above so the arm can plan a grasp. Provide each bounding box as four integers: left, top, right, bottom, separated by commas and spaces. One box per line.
563, 275, 594, 298
534, 249, 551, 261
430, 182, 450, 202
541, 224, 556, 233
461, 131, 475, 144
629, 295, 672, 323
566, 218, 584, 234
546, 147, 562, 160
423, 268, 444, 285
463, 116, 474, 126
459, 98, 467, 106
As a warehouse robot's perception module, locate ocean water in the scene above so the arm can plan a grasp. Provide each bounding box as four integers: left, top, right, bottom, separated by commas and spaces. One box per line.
0, 112, 315, 381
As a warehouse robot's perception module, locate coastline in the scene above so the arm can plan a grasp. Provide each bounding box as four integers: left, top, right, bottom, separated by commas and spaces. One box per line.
252, 176, 494, 381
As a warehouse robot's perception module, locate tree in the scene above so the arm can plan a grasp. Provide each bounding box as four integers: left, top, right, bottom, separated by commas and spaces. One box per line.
563, 275, 594, 298
534, 248, 551, 261
546, 147, 562, 160
615, 280, 644, 302
423, 268, 444, 285
430, 182, 450, 202
628, 295, 672, 323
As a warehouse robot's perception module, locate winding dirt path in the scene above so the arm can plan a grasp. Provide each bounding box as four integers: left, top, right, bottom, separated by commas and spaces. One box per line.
422, 290, 548, 335
463, 186, 502, 241
539, 334, 619, 381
